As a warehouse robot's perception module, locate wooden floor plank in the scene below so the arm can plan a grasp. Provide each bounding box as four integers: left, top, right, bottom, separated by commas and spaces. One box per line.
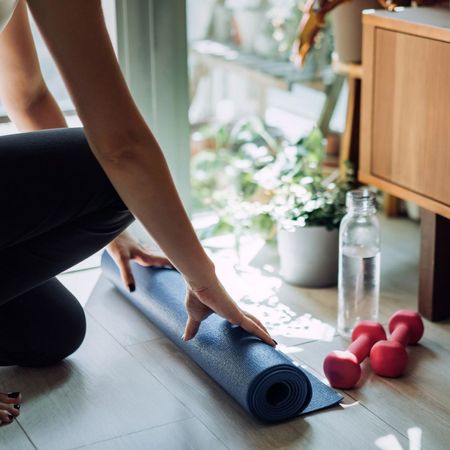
421, 319, 450, 353
0, 314, 191, 450
377, 216, 420, 302
86, 277, 163, 347
292, 333, 450, 450
0, 421, 35, 450
72, 418, 227, 450
126, 337, 407, 450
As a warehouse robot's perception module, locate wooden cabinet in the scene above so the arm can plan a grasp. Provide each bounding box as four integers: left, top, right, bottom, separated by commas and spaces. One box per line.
360, 8, 450, 218
360, 8, 450, 321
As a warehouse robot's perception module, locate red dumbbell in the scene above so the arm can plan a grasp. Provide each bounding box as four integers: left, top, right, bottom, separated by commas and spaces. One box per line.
370, 310, 424, 378
323, 321, 386, 389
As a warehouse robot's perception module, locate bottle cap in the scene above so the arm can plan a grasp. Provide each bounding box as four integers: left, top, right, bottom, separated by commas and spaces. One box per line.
346, 188, 377, 213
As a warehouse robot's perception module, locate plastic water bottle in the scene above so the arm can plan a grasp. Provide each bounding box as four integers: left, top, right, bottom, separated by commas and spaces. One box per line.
338, 188, 380, 337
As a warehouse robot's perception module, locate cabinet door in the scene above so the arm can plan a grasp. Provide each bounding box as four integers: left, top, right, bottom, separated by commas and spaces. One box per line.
368, 28, 450, 206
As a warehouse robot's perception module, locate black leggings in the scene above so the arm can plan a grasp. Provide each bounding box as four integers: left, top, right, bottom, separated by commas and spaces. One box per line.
0, 128, 134, 367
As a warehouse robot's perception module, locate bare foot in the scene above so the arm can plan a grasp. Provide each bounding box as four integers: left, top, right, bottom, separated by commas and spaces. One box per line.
0, 392, 21, 426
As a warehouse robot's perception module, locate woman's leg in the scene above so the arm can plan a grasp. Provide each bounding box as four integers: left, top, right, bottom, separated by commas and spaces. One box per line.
0, 127, 135, 365
0, 127, 135, 305
0, 278, 86, 367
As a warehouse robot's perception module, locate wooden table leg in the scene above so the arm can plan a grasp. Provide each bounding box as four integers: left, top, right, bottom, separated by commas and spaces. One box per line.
419, 209, 450, 321
340, 76, 361, 177
383, 194, 401, 217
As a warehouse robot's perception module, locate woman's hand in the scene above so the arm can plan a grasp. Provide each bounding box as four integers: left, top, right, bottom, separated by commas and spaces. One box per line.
183, 278, 276, 347
107, 232, 274, 346
106, 231, 172, 292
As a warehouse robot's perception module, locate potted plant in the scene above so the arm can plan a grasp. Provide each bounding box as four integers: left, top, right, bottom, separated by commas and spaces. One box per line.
257, 128, 354, 286
191, 120, 354, 286
191, 116, 282, 240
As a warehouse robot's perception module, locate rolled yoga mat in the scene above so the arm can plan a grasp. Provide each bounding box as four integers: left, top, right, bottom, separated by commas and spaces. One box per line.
101, 251, 343, 422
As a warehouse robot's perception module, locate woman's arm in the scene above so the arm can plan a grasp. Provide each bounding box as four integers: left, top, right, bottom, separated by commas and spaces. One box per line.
26, 0, 209, 286
0, 0, 66, 130
0, 1, 172, 293
26, 0, 274, 345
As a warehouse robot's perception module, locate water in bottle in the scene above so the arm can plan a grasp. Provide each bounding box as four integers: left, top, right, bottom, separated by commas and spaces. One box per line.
338, 189, 380, 336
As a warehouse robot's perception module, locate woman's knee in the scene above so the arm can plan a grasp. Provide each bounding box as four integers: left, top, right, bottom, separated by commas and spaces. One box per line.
18, 298, 87, 368
48, 300, 87, 365
0, 278, 88, 368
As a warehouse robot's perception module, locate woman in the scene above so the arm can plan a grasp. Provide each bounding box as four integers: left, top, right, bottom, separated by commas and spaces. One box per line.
0, 0, 274, 426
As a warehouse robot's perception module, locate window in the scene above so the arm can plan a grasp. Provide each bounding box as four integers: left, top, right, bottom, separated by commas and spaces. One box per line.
186, 0, 346, 245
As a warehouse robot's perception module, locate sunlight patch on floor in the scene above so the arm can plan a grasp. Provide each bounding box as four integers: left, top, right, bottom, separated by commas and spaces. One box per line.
375, 434, 404, 450
341, 401, 360, 409
276, 344, 304, 355
208, 235, 336, 343
242, 300, 335, 342
375, 427, 422, 450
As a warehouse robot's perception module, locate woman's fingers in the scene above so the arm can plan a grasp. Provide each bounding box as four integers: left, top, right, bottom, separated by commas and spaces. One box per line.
182, 310, 273, 346
182, 295, 274, 346
245, 312, 270, 335
238, 315, 276, 347
183, 316, 201, 341
107, 233, 173, 292
213, 304, 272, 342
133, 251, 173, 268
116, 257, 135, 292
190, 282, 275, 346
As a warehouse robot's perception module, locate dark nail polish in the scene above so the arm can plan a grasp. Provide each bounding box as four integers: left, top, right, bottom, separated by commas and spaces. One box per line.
128, 283, 136, 292
7, 392, 20, 399
8, 414, 14, 421
273, 339, 278, 346
14, 404, 20, 410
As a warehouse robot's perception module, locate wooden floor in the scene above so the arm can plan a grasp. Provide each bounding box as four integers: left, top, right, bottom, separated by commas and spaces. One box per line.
1, 216, 450, 450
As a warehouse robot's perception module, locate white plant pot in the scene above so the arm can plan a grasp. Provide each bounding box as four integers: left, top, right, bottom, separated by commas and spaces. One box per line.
277, 225, 339, 287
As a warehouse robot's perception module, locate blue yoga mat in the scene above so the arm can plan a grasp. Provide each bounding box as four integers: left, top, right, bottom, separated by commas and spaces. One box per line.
101, 251, 342, 422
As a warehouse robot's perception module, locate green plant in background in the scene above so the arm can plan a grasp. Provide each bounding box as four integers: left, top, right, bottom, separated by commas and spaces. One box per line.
271, 158, 354, 231
191, 118, 354, 240
255, 127, 354, 231
192, 119, 271, 200
191, 116, 285, 239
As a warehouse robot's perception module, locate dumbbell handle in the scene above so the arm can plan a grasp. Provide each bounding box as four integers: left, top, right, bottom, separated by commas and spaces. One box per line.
390, 323, 409, 346
347, 334, 372, 363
